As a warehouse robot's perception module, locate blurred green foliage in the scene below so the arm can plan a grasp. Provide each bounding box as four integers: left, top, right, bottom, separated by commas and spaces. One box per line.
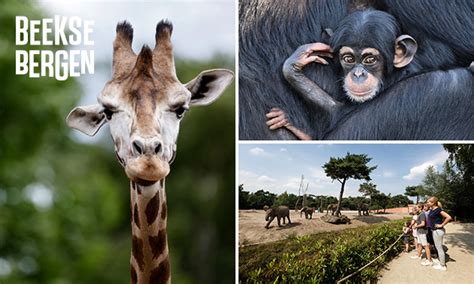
0, 1, 235, 283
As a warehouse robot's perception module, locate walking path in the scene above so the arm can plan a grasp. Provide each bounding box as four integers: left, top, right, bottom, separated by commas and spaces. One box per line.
379, 222, 474, 283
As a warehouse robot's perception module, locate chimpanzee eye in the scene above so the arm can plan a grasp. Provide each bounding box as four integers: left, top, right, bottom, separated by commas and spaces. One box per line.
342, 54, 355, 64
363, 56, 377, 65
174, 106, 188, 119
103, 107, 114, 120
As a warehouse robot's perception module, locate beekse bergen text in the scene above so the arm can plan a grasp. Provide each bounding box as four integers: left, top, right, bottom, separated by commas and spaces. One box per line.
16, 16, 94, 81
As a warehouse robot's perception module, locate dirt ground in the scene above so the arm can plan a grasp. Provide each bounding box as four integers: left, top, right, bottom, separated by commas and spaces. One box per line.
239, 209, 407, 246
378, 222, 474, 283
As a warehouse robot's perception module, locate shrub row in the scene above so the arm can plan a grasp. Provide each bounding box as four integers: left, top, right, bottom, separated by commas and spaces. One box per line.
239, 219, 406, 283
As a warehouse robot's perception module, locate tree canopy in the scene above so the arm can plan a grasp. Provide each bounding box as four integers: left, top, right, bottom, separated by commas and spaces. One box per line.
323, 153, 377, 215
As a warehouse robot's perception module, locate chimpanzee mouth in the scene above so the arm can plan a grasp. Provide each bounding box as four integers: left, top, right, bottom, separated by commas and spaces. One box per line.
349, 89, 372, 96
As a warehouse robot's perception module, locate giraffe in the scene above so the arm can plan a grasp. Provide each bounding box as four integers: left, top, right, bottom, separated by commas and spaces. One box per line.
66, 20, 233, 284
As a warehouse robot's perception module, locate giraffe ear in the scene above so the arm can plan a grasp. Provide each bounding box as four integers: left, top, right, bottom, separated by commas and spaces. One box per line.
185, 69, 234, 106
66, 104, 107, 136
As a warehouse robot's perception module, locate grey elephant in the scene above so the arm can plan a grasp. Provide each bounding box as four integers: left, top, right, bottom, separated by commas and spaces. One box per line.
300, 207, 315, 219
326, 204, 338, 215
358, 203, 369, 216
265, 206, 291, 229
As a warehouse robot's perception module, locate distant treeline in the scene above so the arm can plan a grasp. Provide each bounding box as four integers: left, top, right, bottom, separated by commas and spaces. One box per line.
239, 185, 412, 212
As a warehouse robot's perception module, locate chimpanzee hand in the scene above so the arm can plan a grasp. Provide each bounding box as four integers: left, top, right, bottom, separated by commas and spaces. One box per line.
283, 42, 333, 73
266, 107, 290, 130
266, 108, 312, 140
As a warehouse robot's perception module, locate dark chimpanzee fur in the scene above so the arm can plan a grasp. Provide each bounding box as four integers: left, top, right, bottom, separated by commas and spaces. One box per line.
239, 0, 474, 140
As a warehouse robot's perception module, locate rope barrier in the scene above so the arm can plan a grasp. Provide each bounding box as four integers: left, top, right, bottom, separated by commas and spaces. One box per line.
336, 233, 404, 283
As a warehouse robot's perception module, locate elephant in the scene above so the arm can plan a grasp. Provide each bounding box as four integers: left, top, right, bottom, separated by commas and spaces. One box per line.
326, 204, 338, 215
265, 206, 291, 229
300, 207, 315, 219
358, 203, 370, 216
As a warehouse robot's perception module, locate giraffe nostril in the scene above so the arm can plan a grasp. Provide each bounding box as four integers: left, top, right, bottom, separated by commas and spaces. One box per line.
154, 143, 162, 154
132, 140, 144, 155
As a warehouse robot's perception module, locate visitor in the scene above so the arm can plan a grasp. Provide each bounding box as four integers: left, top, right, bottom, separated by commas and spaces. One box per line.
410, 207, 418, 253
403, 221, 412, 252
410, 204, 423, 260
427, 196, 452, 271
413, 204, 432, 266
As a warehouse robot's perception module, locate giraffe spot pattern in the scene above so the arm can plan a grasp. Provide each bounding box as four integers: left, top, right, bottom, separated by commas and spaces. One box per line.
145, 192, 160, 225
132, 236, 145, 271
161, 202, 167, 220
130, 265, 138, 284
149, 258, 170, 284
134, 203, 140, 228
149, 229, 167, 259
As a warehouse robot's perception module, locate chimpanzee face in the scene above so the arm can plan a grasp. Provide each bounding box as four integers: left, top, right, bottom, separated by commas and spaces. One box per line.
339, 46, 385, 103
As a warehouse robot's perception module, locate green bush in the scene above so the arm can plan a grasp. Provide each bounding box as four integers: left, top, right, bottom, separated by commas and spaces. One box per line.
239, 219, 406, 283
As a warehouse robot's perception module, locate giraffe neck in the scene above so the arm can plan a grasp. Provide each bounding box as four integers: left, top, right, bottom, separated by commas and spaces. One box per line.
130, 180, 170, 284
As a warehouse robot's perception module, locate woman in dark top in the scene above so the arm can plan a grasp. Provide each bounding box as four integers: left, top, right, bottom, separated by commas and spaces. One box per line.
426, 196, 452, 271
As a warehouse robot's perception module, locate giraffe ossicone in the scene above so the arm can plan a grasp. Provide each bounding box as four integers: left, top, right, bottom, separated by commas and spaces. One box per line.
66, 20, 233, 284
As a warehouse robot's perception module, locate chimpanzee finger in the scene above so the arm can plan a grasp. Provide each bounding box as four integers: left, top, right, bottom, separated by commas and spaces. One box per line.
269, 118, 288, 130
266, 115, 285, 126
266, 110, 284, 118
314, 56, 329, 65
314, 51, 334, 58
307, 42, 333, 53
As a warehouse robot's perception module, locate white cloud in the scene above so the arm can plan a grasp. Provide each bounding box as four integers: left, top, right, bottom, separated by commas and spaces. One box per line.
383, 171, 395, 178
249, 147, 270, 157
309, 167, 327, 180
403, 151, 449, 180
257, 175, 276, 183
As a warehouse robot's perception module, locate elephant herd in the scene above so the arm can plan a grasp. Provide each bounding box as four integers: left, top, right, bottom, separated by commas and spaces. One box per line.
264, 204, 370, 229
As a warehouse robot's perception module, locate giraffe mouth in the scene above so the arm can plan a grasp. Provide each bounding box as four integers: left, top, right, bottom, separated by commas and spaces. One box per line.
125, 156, 170, 185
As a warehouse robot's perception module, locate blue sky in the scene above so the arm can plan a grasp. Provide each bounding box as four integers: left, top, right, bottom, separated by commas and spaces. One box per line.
239, 144, 449, 200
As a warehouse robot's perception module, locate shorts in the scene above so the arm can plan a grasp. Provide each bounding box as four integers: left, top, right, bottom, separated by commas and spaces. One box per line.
418, 233, 428, 246
403, 235, 410, 244
414, 236, 418, 244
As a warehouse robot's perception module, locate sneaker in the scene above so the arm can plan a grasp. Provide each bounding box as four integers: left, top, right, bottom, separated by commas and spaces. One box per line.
421, 260, 433, 266
432, 264, 447, 271
410, 255, 421, 260
432, 259, 440, 265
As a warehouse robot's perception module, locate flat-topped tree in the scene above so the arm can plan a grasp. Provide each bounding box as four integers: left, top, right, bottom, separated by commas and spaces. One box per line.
323, 153, 376, 216
404, 185, 425, 204
66, 20, 233, 284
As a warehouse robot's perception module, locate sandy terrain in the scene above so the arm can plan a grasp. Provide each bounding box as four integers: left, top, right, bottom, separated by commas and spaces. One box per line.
239, 209, 407, 246
379, 222, 474, 283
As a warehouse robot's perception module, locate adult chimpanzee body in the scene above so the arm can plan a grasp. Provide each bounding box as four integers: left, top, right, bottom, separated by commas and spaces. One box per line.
239, 0, 474, 140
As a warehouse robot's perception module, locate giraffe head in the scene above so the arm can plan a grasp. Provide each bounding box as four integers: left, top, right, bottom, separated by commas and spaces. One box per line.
67, 20, 233, 186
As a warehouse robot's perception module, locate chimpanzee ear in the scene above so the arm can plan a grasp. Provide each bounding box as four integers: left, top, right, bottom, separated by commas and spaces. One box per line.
185, 69, 234, 106
66, 104, 106, 136
393, 35, 417, 68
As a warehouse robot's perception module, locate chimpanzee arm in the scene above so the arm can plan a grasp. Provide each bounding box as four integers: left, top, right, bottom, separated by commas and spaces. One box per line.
282, 43, 341, 113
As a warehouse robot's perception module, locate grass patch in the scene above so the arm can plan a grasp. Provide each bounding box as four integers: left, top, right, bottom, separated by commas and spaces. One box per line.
239, 219, 407, 283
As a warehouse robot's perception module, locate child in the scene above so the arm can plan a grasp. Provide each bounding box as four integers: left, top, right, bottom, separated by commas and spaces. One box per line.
403, 221, 412, 252
410, 207, 419, 256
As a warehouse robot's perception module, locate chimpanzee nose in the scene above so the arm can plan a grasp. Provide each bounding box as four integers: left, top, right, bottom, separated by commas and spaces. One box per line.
131, 137, 162, 156
354, 69, 365, 77
351, 66, 367, 83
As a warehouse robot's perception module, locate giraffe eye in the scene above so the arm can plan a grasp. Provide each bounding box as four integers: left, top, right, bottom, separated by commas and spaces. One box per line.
175, 106, 188, 119
103, 107, 114, 120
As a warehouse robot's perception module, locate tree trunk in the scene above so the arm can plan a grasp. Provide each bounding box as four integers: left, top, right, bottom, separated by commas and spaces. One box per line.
336, 179, 346, 216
